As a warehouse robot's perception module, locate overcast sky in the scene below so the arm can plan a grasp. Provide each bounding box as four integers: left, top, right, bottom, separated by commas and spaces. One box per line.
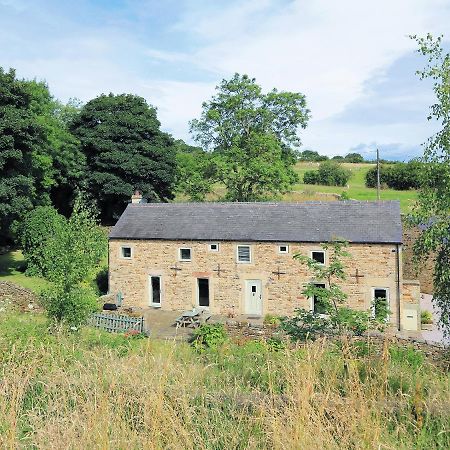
1, 0, 449, 160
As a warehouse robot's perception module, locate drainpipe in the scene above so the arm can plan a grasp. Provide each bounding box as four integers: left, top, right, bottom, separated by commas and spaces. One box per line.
396, 244, 401, 331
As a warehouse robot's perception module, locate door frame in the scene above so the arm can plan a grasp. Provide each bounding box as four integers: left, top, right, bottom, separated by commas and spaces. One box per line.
148, 275, 163, 308
245, 279, 263, 316
196, 277, 211, 308
371, 287, 390, 320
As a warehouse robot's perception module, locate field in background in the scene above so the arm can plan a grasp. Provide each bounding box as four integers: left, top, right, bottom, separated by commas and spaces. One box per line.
186, 162, 418, 212
290, 162, 418, 211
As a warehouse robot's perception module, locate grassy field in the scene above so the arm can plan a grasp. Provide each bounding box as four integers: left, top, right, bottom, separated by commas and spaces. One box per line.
192, 162, 418, 212
290, 162, 418, 212
0, 313, 449, 449
0, 250, 48, 293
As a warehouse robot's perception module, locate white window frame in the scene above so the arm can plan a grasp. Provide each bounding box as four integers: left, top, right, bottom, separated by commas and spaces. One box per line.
179, 247, 192, 262
149, 275, 162, 307
208, 243, 220, 252
310, 250, 326, 265
309, 282, 327, 315
278, 244, 289, 254
120, 246, 133, 259
236, 244, 252, 264
371, 287, 390, 321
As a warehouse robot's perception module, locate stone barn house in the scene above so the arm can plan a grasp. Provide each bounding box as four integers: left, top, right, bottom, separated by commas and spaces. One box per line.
108, 199, 421, 331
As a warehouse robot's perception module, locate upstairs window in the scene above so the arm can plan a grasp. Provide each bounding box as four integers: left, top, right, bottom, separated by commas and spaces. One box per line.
311, 250, 325, 265
237, 245, 251, 263
121, 246, 132, 259
179, 248, 192, 261
209, 243, 219, 252
278, 245, 289, 254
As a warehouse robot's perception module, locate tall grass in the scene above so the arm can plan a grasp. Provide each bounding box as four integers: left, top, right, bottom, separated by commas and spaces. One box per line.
0, 314, 449, 449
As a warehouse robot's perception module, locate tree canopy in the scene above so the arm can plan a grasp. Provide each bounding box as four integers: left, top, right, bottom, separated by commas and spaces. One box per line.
190, 73, 310, 201
71, 93, 177, 222
408, 34, 450, 336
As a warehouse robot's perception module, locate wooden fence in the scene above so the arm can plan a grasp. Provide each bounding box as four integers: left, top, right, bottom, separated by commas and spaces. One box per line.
88, 313, 145, 334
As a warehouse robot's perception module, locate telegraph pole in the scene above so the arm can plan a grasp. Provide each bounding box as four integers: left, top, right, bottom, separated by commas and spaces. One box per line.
376, 148, 381, 201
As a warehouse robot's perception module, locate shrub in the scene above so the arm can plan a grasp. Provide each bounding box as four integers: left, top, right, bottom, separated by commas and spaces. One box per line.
303, 161, 351, 186
281, 309, 331, 341
421, 310, 433, 324
263, 314, 281, 326
191, 323, 228, 352
340, 191, 350, 200
95, 266, 109, 295
333, 307, 370, 336
365, 161, 424, 190
18, 206, 66, 277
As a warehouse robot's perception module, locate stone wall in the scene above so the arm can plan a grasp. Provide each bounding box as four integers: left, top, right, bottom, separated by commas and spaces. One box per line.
109, 239, 413, 328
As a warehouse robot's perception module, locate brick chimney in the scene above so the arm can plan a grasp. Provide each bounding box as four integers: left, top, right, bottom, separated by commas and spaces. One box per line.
131, 190, 147, 204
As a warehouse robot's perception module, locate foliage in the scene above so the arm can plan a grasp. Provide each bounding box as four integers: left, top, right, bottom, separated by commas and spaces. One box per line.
191, 323, 228, 352
339, 190, 350, 200
408, 34, 450, 337
190, 73, 309, 201
95, 266, 109, 295
71, 93, 177, 222
18, 206, 66, 276
263, 314, 281, 326
303, 161, 351, 186
175, 144, 216, 201
344, 152, 365, 163
0, 68, 47, 242
298, 149, 328, 161
333, 307, 371, 336
36, 197, 106, 326
421, 310, 433, 324
281, 308, 331, 341
365, 161, 424, 190
0, 314, 449, 449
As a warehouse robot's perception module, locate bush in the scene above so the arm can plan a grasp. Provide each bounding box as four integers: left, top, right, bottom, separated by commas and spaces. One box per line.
95, 266, 109, 295
421, 310, 433, 324
281, 309, 331, 341
191, 323, 228, 352
263, 314, 281, 326
365, 161, 424, 190
18, 206, 66, 277
333, 307, 370, 336
40, 285, 98, 328
303, 161, 351, 187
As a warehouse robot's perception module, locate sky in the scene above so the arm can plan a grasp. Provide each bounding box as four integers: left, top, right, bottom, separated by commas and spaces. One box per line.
1, 0, 449, 160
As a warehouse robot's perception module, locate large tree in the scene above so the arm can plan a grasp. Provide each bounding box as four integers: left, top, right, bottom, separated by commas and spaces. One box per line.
190, 74, 310, 201
71, 94, 177, 222
0, 68, 47, 242
408, 34, 450, 337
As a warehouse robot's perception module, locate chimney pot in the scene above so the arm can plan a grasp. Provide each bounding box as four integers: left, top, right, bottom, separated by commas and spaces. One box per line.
131, 190, 147, 204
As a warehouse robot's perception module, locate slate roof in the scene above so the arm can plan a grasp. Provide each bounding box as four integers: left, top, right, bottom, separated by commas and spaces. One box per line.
109, 201, 403, 244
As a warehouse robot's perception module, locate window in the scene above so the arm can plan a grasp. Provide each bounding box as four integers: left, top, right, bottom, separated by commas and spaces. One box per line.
197, 278, 210, 307
312, 283, 327, 314
372, 288, 389, 320
311, 250, 325, 265
278, 245, 289, 254
209, 243, 219, 252
150, 276, 161, 306
121, 246, 132, 259
237, 245, 251, 263
179, 248, 192, 261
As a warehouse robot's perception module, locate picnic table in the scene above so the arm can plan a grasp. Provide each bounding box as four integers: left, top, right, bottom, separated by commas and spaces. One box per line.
175, 308, 211, 328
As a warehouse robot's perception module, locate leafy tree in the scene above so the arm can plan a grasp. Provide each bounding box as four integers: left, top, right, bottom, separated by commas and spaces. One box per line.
344, 152, 365, 163
331, 155, 345, 161
18, 206, 66, 276
39, 197, 107, 327
174, 140, 216, 201
0, 68, 47, 242
190, 73, 309, 201
298, 150, 328, 162
408, 34, 450, 337
24, 80, 86, 215
365, 161, 424, 190
71, 94, 177, 222
303, 161, 351, 186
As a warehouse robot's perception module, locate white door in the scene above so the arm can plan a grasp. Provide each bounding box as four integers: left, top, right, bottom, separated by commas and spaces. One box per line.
403, 308, 418, 331
245, 280, 263, 316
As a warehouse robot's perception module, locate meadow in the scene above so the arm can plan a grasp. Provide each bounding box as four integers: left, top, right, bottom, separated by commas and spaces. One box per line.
0, 313, 449, 449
